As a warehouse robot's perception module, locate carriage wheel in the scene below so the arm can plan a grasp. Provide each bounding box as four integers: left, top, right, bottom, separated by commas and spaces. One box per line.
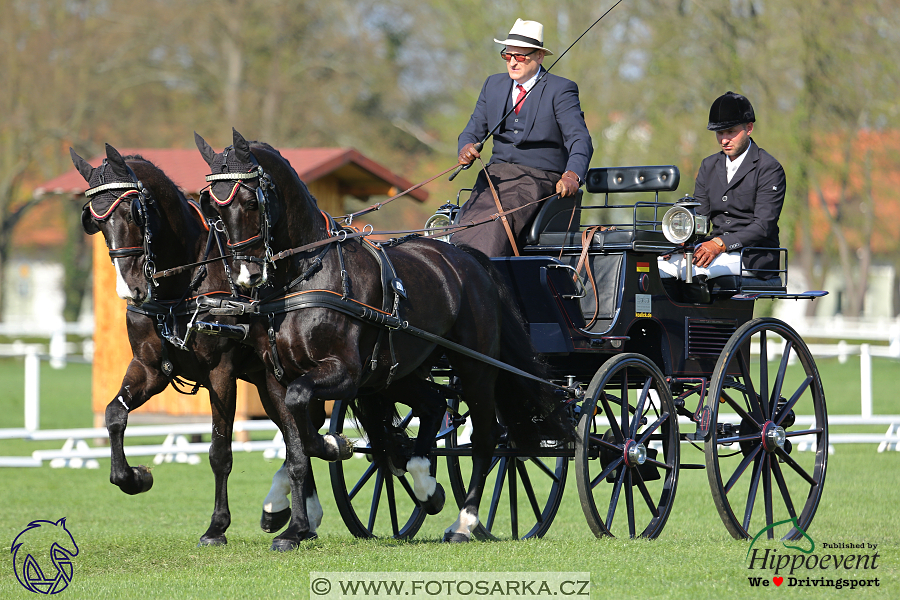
705, 318, 828, 540
442, 397, 569, 540
575, 353, 679, 539
328, 399, 433, 539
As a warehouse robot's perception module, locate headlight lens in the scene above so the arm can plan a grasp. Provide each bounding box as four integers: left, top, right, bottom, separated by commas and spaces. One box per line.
424, 212, 453, 242
662, 206, 696, 244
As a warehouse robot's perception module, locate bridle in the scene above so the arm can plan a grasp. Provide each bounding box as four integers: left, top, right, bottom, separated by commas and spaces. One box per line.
202, 148, 280, 274
83, 161, 160, 299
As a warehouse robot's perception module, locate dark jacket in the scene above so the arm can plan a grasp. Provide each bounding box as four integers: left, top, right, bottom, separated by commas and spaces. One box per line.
694, 140, 786, 277
458, 69, 593, 180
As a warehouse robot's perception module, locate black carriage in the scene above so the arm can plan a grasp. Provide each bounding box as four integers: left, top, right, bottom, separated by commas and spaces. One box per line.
331, 165, 828, 542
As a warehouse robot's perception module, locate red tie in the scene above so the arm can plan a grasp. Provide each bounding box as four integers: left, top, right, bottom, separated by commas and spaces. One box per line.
514, 84, 526, 114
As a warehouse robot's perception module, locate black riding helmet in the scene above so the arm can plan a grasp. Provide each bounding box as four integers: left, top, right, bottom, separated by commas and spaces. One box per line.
707, 91, 755, 131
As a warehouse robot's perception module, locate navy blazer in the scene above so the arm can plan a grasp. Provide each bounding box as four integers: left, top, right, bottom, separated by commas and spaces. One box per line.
694, 140, 786, 277
458, 69, 593, 180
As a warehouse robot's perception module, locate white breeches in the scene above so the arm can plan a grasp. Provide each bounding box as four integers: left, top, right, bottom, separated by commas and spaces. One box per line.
658, 252, 742, 279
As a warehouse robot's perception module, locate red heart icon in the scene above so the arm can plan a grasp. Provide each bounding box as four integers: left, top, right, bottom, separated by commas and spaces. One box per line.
773, 577, 783, 586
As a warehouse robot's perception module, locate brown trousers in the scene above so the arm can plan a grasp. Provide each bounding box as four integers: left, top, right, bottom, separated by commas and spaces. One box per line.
450, 163, 560, 257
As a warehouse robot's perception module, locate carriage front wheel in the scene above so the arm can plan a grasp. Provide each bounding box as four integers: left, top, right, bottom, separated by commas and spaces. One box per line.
329, 399, 434, 539
575, 353, 680, 538
704, 318, 828, 540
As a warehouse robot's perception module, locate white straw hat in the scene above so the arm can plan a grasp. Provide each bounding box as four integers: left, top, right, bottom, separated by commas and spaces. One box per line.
494, 19, 553, 55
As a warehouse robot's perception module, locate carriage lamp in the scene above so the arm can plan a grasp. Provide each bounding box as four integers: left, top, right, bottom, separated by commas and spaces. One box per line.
424, 202, 460, 242
661, 197, 709, 245
661, 197, 710, 283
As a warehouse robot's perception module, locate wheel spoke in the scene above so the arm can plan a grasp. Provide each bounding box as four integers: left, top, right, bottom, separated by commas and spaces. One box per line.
644, 456, 674, 471
620, 369, 630, 438
633, 468, 660, 518
397, 473, 420, 505
719, 390, 762, 430
775, 376, 813, 426
718, 433, 767, 445
526, 456, 561, 483
636, 412, 669, 446
776, 448, 818, 486
763, 455, 774, 536
770, 340, 794, 409
599, 392, 625, 442
630, 377, 653, 439
349, 462, 378, 501
485, 457, 509, 532
783, 427, 823, 438
591, 456, 624, 489
759, 332, 770, 418
386, 475, 400, 536
625, 470, 636, 538
509, 459, 519, 539
771, 459, 797, 520
367, 470, 384, 532
738, 351, 763, 420
590, 433, 622, 454
606, 464, 627, 531
742, 453, 764, 531
517, 460, 544, 523
724, 444, 762, 494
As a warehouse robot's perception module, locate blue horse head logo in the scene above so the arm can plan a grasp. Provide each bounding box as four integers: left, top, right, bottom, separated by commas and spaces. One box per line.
11, 518, 79, 594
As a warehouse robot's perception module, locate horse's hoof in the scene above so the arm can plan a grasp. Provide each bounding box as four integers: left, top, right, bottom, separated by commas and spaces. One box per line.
442, 531, 471, 543
421, 483, 445, 515
198, 535, 227, 547
324, 433, 353, 461
120, 465, 154, 495
271, 532, 317, 552
260, 508, 291, 533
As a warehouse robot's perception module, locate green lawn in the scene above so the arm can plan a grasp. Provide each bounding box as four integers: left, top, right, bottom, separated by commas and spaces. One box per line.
0, 356, 898, 599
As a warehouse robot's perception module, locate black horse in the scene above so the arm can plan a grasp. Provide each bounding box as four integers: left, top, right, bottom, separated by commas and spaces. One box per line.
71, 144, 323, 550
194, 129, 574, 542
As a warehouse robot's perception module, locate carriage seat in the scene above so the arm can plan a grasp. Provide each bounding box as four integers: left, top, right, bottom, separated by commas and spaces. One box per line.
524, 190, 583, 246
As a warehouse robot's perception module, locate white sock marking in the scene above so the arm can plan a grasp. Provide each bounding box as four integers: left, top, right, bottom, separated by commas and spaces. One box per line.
445, 507, 479, 538
306, 491, 323, 533
262, 464, 291, 513
407, 456, 436, 502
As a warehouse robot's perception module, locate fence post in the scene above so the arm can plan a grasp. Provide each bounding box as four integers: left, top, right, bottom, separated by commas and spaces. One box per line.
860, 343, 872, 418
24, 350, 40, 431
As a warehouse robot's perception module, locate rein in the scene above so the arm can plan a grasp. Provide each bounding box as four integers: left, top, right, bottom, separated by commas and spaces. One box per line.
152, 190, 559, 279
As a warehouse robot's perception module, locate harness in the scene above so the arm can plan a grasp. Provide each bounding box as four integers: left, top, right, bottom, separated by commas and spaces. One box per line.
84, 164, 160, 301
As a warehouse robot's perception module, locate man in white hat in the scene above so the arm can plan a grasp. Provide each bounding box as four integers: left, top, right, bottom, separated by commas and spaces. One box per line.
451, 18, 593, 257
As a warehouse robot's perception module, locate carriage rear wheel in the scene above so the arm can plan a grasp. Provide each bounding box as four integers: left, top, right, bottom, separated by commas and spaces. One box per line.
705, 318, 827, 540
329, 399, 434, 539
575, 353, 680, 539
442, 397, 569, 540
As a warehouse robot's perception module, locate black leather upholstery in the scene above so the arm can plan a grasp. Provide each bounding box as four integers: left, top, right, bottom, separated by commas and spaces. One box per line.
586, 165, 680, 194
524, 191, 583, 246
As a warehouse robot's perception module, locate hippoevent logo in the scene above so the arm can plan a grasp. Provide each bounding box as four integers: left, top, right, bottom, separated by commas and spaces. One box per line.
11, 518, 79, 594
746, 518, 880, 590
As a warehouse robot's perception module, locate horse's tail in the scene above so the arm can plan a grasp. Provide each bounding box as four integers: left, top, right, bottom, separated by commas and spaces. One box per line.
458, 246, 576, 451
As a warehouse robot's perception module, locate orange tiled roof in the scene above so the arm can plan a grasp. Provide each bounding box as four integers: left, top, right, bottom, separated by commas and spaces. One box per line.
34, 147, 428, 202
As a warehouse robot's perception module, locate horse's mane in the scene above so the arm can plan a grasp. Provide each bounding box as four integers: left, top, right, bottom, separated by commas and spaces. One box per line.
248, 141, 317, 202
123, 154, 189, 204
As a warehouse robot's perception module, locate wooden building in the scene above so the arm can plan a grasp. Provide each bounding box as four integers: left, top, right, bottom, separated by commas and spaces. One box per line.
34, 147, 427, 426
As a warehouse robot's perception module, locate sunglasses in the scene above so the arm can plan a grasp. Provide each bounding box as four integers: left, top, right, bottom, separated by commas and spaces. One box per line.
500, 49, 538, 63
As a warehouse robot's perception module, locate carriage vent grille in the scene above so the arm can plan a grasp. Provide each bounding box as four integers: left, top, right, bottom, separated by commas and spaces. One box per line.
686, 319, 737, 357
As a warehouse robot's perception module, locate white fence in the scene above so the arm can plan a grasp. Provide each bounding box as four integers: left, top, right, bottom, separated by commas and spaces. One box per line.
2, 322, 900, 468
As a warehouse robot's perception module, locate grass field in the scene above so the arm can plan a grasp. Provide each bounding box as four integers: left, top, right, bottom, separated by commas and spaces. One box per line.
0, 356, 898, 599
